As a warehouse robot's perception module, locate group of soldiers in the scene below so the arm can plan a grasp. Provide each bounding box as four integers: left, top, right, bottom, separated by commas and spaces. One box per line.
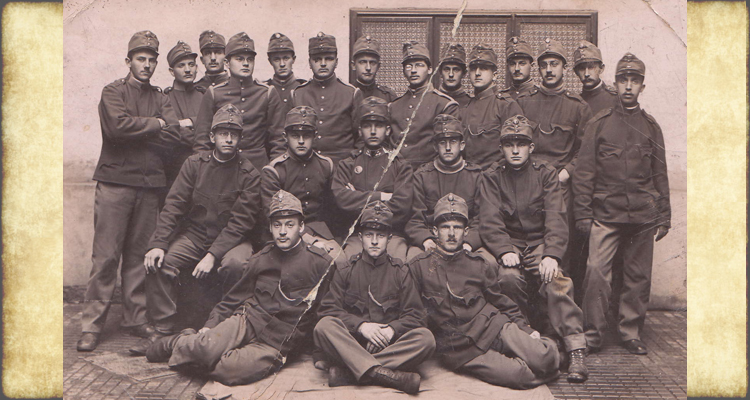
76, 27, 671, 393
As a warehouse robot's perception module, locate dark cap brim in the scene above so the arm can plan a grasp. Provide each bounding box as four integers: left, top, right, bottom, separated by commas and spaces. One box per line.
433, 213, 468, 226
309, 48, 337, 55
353, 49, 380, 58
267, 48, 295, 54
269, 210, 303, 218
129, 46, 159, 56
201, 44, 225, 51
169, 52, 197, 67
432, 132, 463, 141
402, 55, 431, 65
212, 123, 243, 131
500, 134, 533, 144
615, 69, 645, 77
574, 57, 602, 68
360, 115, 389, 123
284, 125, 316, 132
359, 222, 391, 231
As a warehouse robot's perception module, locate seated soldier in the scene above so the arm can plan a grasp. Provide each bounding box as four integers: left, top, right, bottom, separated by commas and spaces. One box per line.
479, 115, 588, 383
409, 193, 560, 389
332, 96, 413, 261
314, 201, 435, 394
143, 190, 335, 386
262, 106, 343, 261
141, 104, 261, 340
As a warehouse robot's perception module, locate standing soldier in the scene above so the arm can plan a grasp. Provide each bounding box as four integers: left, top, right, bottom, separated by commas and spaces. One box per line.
437, 43, 471, 107
77, 31, 181, 351
293, 32, 364, 165
409, 194, 561, 389
462, 44, 523, 169
332, 97, 413, 261
573, 53, 670, 356
194, 30, 229, 91
314, 201, 435, 394
390, 41, 460, 170
192, 32, 286, 172
573, 40, 618, 116
499, 37, 536, 100
351, 35, 397, 102
264, 32, 306, 115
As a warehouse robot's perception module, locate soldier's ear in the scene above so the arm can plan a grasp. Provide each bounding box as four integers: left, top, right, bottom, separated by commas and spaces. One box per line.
529, 142, 535, 154
350, 60, 356, 71
298, 220, 305, 234
169, 67, 176, 78
600, 63, 606, 72
125, 57, 132, 68
209, 131, 216, 144
385, 125, 392, 136
358, 232, 363, 242
459, 141, 466, 152
431, 226, 438, 237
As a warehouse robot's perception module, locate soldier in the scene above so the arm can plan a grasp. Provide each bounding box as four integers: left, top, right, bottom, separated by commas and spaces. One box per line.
262, 106, 342, 260
192, 32, 286, 173
573, 53, 670, 356
332, 97, 413, 262
409, 194, 560, 389
480, 115, 588, 383
437, 43, 471, 107
144, 190, 335, 386
264, 32, 306, 115
138, 104, 261, 342
314, 201, 435, 394
77, 31, 181, 352
499, 37, 536, 100
292, 32, 364, 165
351, 35, 397, 102
194, 30, 230, 91
462, 44, 524, 169
390, 41, 460, 170
573, 40, 618, 116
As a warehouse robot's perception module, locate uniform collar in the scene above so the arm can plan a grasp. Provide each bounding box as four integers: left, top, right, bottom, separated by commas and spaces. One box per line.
276, 238, 304, 254
313, 74, 337, 86
126, 73, 151, 89
171, 79, 195, 92
434, 157, 465, 174
406, 82, 431, 96
228, 74, 254, 88
273, 73, 297, 86
509, 78, 534, 92
439, 85, 465, 98
434, 246, 463, 261
203, 70, 228, 84
361, 251, 389, 267
582, 80, 603, 93
356, 79, 377, 89
365, 147, 387, 158
287, 148, 314, 162
615, 102, 641, 115
474, 85, 496, 100
539, 81, 565, 96
506, 158, 532, 173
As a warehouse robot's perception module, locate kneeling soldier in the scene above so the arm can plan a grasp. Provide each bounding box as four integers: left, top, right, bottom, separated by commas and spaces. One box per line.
409, 194, 560, 389
144, 190, 334, 386
479, 115, 588, 383
314, 201, 435, 394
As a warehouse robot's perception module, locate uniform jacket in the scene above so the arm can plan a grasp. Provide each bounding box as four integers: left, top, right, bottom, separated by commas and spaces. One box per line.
355, 80, 398, 103
479, 157, 568, 261
515, 84, 593, 174
408, 249, 533, 369
406, 159, 483, 249
204, 241, 334, 352
148, 151, 262, 259
262, 150, 336, 239
462, 88, 524, 169
390, 85, 460, 168
194, 71, 230, 92
580, 81, 618, 117
332, 148, 414, 232
292, 75, 364, 162
572, 105, 671, 228
319, 251, 425, 339
94, 73, 181, 187
440, 86, 472, 108
497, 79, 535, 100
164, 82, 205, 178
264, 75, 307, 115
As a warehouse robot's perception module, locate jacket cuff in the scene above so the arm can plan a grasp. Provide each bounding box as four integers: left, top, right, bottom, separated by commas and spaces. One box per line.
493, 244, 516, 260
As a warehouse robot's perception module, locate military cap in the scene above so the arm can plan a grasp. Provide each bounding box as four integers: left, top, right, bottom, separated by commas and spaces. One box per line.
352, 35, 382, 58
506, 37, 534, 61
199, 30, 226, 52
268, 32, 295, 54
537, 38, 568, 64
359, 96, 389, 123
499, 115, 533, 143
432, 114, 463, 140
433, 193, 469, 225
211, 104, 243, 131
128, 30, 159, 56
285, 106, 318, 131
573, 40, 603, 68
402, 41, 431, 65
167, 41, 197, 67
309, 32, 337, 55
225, 32, 256, 58
468, 44, 498, 68
359, 201, 393, 230
615, 52, 646, 77
439, 43, 466, 67
269, 190, 304, 218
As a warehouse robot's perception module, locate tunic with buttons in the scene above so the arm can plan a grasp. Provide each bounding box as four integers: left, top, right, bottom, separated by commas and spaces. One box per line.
497, 79, 535, 100
462, 89, 524, 169
192, 76, 286, 171
148, 151, 261, 260
318, 251, 425, 338
440, 86, 472, 108
94, 73, 181, 188
163, 83, 206, 185
262, 150, 336, 239
354, 80, 398, 103
479, 157, 568, 262
390, 85, 460, 169
195, 71, 230, 92
408, 249, 533, 369
580, 81, 618, 117
406, 159, 483, 250
292, 75, 364, 163
264, 75, 307, 115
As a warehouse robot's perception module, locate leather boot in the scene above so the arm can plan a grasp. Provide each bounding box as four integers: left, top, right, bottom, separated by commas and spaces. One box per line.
328, 365, 357, 387
76, 332, 100, 352
145, 328, 196, 362
363, 366, 420, 394
567, 349, 589, 383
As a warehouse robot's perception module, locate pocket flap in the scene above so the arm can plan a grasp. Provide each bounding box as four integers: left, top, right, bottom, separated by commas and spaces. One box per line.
598, 142, 623, 157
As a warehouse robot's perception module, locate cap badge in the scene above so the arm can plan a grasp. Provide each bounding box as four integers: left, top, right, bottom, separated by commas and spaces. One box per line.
354, 166, 363, 174
317, 32, 324, 38
513, 37, 519, 44
274, 33, 281, 39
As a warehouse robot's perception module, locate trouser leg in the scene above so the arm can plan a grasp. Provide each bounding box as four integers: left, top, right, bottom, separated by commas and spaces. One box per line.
374, 327, 436, 372
618, 224, 655, 342
210, 335, 283, 386
219, 241, 254, 293
314, 316, 380, 379
169, 314, 251, 369
497, 263, 531, 320
582, 221, 621, 348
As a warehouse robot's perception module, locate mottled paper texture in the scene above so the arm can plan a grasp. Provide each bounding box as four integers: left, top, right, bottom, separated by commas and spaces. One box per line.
687, 2, 748, 398
2, 2, 63, 398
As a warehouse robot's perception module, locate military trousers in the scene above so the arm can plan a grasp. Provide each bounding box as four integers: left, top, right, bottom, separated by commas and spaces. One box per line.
497, 244, 587, 352
457, 322, 560, 389
313, 316, 436, 380
145, 235, 253, 333
343, 235, 408, 263
583, 220, 655, 347
81, 182, 158, 333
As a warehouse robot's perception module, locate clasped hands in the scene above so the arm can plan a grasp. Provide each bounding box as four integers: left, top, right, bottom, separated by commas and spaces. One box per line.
358, 322, 395, 354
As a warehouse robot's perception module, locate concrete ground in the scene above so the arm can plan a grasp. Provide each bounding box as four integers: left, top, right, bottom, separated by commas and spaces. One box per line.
64, 303, 686, 400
